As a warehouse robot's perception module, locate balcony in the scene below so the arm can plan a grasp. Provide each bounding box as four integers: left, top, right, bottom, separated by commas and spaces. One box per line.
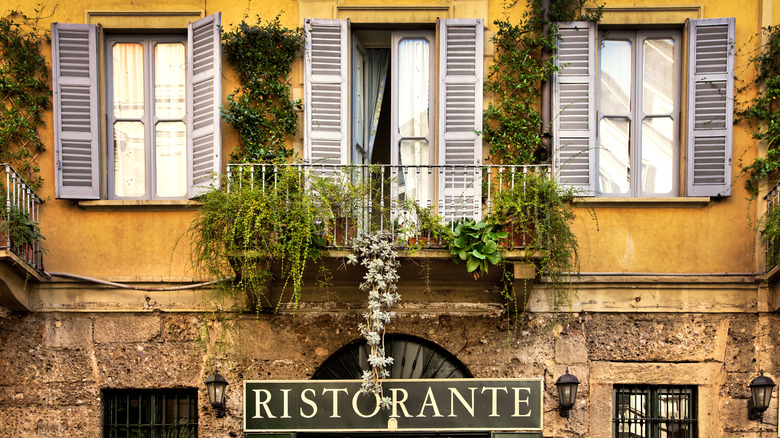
0, 164, 45, 310
219, 163, 562, 311
226, 163, 552, 250
766, 181, 780, 275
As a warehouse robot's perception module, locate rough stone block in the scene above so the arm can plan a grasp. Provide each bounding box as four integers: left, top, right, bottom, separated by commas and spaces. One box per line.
45, 316, 92, 348
724, 317, 758, 373
556, 333, 587, 365
94, 315, 160, 344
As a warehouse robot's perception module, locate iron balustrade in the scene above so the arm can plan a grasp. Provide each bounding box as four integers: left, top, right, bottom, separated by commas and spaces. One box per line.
766, 181, 780, 271
1, 164, 43, 271
226, 163, 552, 248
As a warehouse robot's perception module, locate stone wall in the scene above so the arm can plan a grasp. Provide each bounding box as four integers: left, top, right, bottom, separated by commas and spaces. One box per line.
0, 309, 776, 437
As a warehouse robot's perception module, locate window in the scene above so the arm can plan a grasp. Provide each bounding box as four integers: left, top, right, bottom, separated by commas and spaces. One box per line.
102, 388, 198, 437
304, 18, 484, 219
553, 18, 735, 198
51, 13, 222, 200
106, 34, 187, 199
598, 30, 681, 197
613, 385, 697, 438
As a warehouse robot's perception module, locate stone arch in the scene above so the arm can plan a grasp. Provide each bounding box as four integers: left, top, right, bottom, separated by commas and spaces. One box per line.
312, 334, 472, 380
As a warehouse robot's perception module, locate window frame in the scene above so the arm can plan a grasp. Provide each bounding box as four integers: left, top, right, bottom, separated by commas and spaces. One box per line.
102, 388, 198, 437
105, 33, 188, 200
612, 384, 697, 438
596, 28, 682, 198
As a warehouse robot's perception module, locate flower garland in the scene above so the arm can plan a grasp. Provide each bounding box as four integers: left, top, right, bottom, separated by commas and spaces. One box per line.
347, 232, 400, 408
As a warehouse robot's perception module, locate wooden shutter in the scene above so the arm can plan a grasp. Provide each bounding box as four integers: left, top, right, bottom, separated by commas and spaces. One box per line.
553, 21, 596, 195
187, 12, 222, 198
437, 18, 483, 221
52, 23, 99, 199
305, 19, 349, 165
686, 17, 734, 197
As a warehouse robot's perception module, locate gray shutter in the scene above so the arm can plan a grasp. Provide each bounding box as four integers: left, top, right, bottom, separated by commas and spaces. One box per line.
553, 21, 596, 195
187, 12, 222, 198
437, 18, 483, 221
686, 17, 734, 197
305, 19, 349, 165
52, 23, 99, 199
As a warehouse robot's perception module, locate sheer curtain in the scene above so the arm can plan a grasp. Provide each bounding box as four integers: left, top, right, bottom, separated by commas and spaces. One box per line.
154, 43, 186, 198
112, 43, 145, 197
366, 49, 389, 162
397, 39, 430, 205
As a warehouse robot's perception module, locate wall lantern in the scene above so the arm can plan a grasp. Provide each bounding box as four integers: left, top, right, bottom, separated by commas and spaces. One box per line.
205, 371, 229, 418
555, 368, 580, 418
748, 370, 775, 421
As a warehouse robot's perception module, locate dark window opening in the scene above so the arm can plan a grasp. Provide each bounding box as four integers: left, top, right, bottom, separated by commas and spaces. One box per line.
102, 388, 198, 438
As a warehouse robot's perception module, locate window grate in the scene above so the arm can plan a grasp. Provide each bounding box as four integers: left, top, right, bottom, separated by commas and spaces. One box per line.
613, 385, 696, 438
103, 388, 198, 438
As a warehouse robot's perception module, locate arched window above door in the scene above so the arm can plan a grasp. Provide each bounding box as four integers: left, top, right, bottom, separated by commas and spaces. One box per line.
313, 334, 471, 380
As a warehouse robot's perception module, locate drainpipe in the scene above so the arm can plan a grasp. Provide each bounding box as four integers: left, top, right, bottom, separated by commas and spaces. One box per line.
540, 0, 552, 162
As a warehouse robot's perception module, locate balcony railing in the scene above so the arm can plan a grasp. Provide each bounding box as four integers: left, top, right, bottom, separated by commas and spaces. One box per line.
1, 164, 43, 271
227, 163, 551, 248
766, 181, 780, 271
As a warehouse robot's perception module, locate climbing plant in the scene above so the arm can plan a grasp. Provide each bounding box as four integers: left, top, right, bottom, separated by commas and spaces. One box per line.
0, 8, 51, 190
737, 26, 780, 196
483, 0, 602, 165
221, 14, 303, 163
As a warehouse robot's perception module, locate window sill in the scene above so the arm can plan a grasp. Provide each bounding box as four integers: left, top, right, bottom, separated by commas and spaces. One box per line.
574, 196, 713, 208
76, 200, 202, 211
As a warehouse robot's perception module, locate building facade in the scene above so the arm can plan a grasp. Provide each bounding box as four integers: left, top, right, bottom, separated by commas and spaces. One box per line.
0, 0, 778, 437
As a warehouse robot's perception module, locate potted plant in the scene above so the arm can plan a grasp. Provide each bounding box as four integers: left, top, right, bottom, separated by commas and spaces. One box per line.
406, 202, 452, 248
447, 218, 507, 279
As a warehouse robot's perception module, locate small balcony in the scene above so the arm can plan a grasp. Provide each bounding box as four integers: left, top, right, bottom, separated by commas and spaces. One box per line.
0, 164, 45, 311
226, 163, 553, 250
766, 181, 780, 275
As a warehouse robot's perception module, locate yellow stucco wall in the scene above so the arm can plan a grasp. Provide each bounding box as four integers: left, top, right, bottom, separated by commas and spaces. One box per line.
2, 0, 771, 281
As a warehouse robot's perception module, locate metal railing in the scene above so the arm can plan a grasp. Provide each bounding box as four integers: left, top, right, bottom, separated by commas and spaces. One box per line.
227, 163, 551, 248
1, 164, 44, 271
766, 182, 780, 271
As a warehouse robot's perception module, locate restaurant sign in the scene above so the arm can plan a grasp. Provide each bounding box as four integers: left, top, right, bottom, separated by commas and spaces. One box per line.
244, 379, 542, 432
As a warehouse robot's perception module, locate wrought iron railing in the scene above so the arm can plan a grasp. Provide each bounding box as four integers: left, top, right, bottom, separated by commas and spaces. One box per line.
766, 181, 780, 271
0, 164, 44, 271
227, 163, 551, 248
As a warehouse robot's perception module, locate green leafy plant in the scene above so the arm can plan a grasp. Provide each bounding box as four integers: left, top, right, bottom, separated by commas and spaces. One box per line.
448, 219, 507, 279
0, 8, 51, 190
737, 26, 780, 196
763, 203, 780, 268
221, 14, 303, 163
0, 203, 44, 250
404, 202, 453, 247
483, 0, 602, 165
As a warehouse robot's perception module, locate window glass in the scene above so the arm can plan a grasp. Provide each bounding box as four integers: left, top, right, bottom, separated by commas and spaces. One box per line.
599, 118, 630, 195
113, 121, 146, 197
155, 122, 187, 197
112, 43, 144, 118
600, 40, 632, 115
397, 38, 430, 138
155, 43, 186, 118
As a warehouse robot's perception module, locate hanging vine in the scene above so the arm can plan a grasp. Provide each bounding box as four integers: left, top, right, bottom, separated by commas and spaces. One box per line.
347, 232, 400, 408
482, 0, 602, 165
0, 7, 51, 190
221, 14, 303, 163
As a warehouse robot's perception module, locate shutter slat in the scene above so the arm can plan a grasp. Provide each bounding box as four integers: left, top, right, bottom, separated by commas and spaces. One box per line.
187, 13, 222, 198
553, 21, 596, 194
52, 23, 100, 199
686, 17, 734, 197
438, 19, 483, 221
305, 19, 349, 165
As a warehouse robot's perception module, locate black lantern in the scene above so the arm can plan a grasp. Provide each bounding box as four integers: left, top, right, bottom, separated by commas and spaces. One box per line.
205, 371, 229, 418
748, 370, 775, 421
555, 368, 580, 418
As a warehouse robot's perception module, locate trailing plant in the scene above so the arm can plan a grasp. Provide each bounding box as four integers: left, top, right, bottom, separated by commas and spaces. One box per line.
447, 219, 506, 279
221, 15, 303, 163
483, 0, 602, 165
737, 26, 780, 196
488, 171, 580, 315
0, 203, 44, 249
347, 232, 400, 408
0, 8, 51, 190
762, 203, 780, 268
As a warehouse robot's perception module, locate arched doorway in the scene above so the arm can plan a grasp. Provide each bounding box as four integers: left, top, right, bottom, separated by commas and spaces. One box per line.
312, 334, 472, 380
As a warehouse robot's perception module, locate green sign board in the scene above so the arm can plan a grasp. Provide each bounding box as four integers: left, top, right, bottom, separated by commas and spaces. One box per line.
244, 379, 543, 433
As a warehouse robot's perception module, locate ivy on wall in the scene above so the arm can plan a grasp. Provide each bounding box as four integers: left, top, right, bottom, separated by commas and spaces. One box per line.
737, 26, 780, 196
0, 8, 51, 190
482, 0, 602, 165
221, 14, 303, 163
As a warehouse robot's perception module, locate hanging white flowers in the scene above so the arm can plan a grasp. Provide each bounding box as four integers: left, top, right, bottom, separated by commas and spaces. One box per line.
347, 232, 400, 408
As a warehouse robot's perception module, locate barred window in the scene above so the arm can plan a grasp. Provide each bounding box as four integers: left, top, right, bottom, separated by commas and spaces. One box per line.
103, 388, 198, 437
613, 385, 697, 438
